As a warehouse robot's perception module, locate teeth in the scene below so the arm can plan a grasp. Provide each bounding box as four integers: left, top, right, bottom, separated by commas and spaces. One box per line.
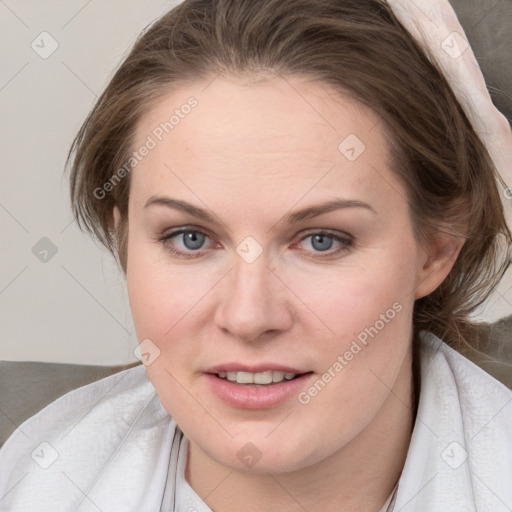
219, 370, 297, 384
236, 371, 255, 384
254, 371, 273, 384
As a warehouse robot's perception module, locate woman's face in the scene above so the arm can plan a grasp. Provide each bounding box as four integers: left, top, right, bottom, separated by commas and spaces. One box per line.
123, 74, 450, 474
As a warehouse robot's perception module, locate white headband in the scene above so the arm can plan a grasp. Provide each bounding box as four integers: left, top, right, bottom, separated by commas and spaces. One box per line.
387, 0, 512, 321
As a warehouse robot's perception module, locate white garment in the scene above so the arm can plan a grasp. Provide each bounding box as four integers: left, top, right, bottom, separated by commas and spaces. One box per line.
0, 331, 511, 511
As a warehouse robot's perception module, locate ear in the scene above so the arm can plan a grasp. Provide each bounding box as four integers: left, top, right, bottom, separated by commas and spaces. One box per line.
414, 231, 465, 299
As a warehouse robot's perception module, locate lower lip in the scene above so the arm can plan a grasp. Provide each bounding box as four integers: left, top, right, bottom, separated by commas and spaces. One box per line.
204, 373, 314, 409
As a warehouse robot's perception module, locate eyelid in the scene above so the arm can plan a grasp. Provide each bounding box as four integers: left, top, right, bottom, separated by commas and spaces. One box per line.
161, 221, 225, 240
297, 227, 352, 239
294, 228, 353, 245
160, 225, 212, 239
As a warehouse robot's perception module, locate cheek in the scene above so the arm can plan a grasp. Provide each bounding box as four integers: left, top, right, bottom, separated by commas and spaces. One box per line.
126, 230, 214, 339
287, 262, 415, 444
126, 245, 214, 416
286, 254, 415, 344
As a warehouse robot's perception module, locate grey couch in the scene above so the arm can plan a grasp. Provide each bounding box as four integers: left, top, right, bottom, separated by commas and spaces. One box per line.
455, 0, 512, 124
1, 0, 511, 449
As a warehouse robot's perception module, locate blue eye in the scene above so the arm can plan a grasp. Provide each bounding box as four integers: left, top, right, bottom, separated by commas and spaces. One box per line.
158, 227, 353, 260
160, 228, 212, 257
309, 234, 334, 251
180, 231, 206, 250
296, 232, 353, 257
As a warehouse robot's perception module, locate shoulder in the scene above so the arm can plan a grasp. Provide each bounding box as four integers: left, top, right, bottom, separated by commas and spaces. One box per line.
420, 330, 512, 403
419, 331, 512, 469
394, 332, 512, 511
0, 365, 176, 511
1, 364, 159, 449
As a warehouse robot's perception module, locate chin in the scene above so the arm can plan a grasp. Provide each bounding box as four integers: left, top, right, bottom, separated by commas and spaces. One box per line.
195, 429, 333, 475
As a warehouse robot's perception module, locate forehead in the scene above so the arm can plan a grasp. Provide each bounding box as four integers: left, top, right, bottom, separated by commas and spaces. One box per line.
129, 74, 405, 215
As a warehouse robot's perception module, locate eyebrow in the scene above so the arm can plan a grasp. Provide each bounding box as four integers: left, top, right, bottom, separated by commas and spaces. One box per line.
144, 195, 376, 224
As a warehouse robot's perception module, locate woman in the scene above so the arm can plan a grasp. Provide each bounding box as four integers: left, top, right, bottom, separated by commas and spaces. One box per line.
1, 0, 511, 511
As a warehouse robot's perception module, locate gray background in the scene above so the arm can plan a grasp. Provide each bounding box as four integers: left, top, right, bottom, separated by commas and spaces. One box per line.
0, 0, 177, 364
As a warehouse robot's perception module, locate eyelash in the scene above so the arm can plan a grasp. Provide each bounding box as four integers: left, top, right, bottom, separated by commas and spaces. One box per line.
158, 226, 354, 260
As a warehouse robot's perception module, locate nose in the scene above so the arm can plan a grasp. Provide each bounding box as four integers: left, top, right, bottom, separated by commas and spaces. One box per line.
213, 254, 294, 342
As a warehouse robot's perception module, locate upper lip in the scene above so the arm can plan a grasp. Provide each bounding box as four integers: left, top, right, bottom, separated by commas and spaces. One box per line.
205, 363, 308, 374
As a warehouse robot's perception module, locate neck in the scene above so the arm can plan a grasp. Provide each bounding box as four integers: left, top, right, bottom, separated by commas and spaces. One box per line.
185, 349, 415, 512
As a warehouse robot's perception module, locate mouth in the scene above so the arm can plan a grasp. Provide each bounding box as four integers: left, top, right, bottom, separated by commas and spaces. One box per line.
204, 365, 314, 409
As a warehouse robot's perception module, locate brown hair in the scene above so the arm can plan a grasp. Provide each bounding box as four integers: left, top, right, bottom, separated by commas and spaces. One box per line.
67, 0, 510, 353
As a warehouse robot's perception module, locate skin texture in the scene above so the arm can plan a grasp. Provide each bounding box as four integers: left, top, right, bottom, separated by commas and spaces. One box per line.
115, 74, 462, 512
